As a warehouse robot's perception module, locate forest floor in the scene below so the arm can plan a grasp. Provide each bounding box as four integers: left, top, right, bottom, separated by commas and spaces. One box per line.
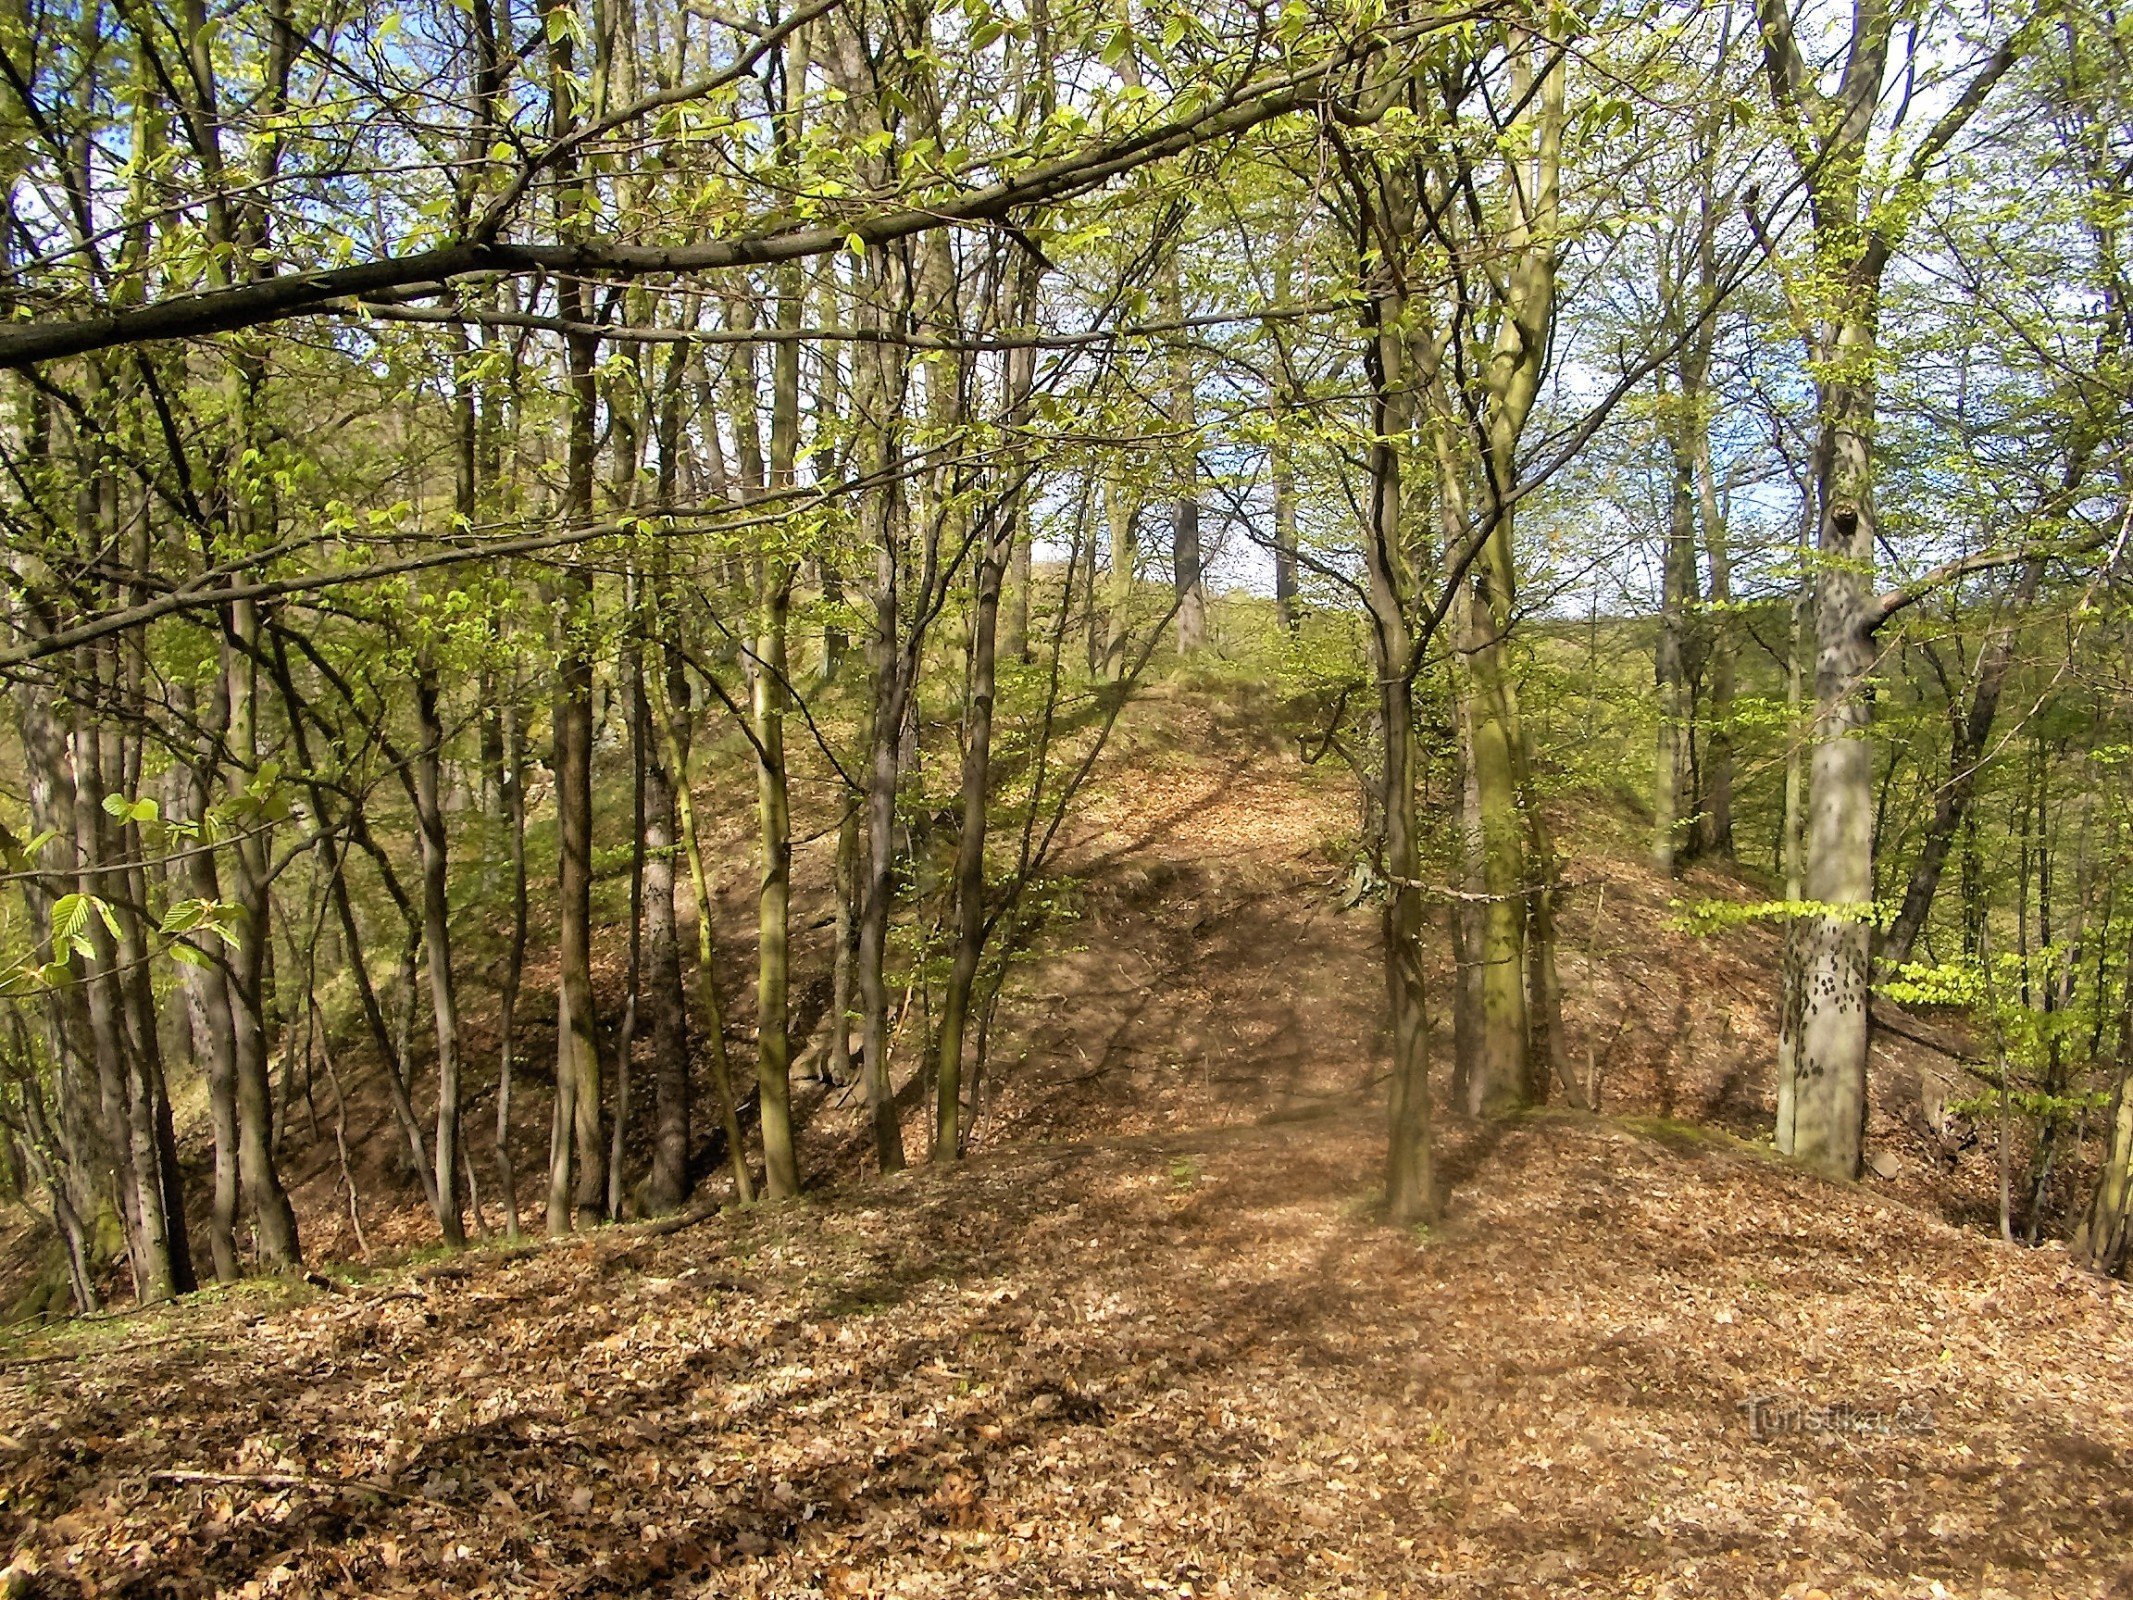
5, 681, 2133, 1598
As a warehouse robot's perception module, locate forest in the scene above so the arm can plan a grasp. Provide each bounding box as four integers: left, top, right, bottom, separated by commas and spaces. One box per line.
2, 0, 2133, 1592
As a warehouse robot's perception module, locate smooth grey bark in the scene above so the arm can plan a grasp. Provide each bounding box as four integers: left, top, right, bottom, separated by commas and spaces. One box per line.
1653, 439, 1697, 878
1756, 0, 2025, 1181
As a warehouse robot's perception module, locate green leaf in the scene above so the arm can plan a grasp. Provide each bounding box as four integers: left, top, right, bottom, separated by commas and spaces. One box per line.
50, 892, 90, 946
101, 793, 160, 825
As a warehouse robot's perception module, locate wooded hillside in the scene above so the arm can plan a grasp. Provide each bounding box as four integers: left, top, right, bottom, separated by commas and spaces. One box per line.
3, 0, 2133, 1589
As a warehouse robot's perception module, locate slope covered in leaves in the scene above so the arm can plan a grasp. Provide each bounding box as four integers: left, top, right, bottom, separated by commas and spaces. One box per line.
4, 686, 2131, 1598
5, 1110, 2133, 1598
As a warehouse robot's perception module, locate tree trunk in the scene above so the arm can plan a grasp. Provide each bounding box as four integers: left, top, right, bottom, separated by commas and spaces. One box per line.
1271, 247, 1300, 631
549, 573, 603, 1231
173, 682, 242, 1284
934, 279, 1034, 1161
1773, 493, 1812, 1151
2077, 937, 2133, 1272
826, 800, 861, 1088
414, 662, 466, 1246
751, 232, 808, 1200
496, 688, 527, 1237
1362, 359, 1434, 1223
1161, 268, 1206, 655
653, 654, 756, 1205
1789, 368, 1878, 1181
641, 643, 691, 1215
1459, 597, 1531, 1114
1104, 482, 1138, 680
224, 606, 302, 1268
1653, 436, 1696, 876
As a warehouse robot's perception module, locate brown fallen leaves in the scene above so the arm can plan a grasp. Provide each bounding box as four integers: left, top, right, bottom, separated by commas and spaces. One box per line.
4, 1110, 2133, 1599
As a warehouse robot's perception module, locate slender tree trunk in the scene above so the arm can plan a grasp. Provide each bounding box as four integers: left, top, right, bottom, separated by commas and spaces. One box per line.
72, 690, 151, 1300
1653, 432, 1697, 876
751, 217, 808, 1198
653, 655, 755, 1205
1695, 442, 1736, 858
85, 727, 184, 1297
543, 0, 605, 1235
1272, 419, 1299, 632
1168, 359, 1206, 656
609, 672, 646, 1221
496, 688, 527, 1237
1104, 482, 1138, 680
641, 635, 691, 1214
933, 268, 1035, 1161
224, 606, 301, 1268
1271, 248, 1300, 631
848, 228, 913, 1177
1362, 340, 1435, 1224
414, 662, 465, 1246
826, 799, 861, 1088
550, 583, 602, 1230
750, 566, 800, 1199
